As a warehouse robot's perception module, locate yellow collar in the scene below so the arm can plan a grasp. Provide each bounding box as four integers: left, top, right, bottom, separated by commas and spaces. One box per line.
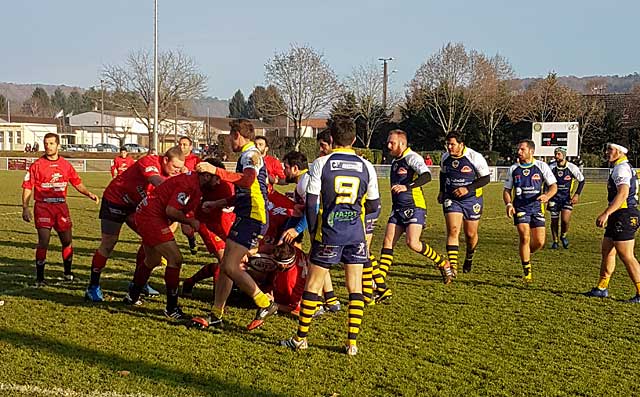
241, 142, 255, 152
333, 148, 355, 154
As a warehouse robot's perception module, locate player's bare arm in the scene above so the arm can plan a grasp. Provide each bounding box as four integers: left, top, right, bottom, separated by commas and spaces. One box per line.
74, 183, 99, 203
538, 183, 557, 204
166, 205, 200, 230
596, 184, 629, 228
503, 189, 515, 218
21, 188, 33, 222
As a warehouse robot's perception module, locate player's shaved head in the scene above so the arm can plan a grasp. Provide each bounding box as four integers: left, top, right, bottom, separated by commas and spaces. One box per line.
164, 146, 185, 161
387, 130, 408, 158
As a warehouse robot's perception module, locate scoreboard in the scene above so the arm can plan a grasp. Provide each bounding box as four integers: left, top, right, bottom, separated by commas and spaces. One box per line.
531, 122, 578, 157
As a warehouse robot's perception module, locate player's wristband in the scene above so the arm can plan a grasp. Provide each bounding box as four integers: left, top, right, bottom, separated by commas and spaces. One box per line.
505, 203, 513, 208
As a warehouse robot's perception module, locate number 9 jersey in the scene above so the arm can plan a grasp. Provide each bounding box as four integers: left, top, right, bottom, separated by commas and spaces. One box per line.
306, 148, 379, 245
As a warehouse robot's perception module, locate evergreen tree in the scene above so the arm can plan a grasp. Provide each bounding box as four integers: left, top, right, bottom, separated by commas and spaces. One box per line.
51, 88, 67, 113
228, 89, 248, 118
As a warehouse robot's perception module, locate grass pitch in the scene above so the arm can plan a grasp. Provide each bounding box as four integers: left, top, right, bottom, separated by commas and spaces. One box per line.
1, 171, 639, 396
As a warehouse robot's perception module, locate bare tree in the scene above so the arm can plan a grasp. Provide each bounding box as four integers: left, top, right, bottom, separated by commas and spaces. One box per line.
509, 72, 579, 123
342, 62, 397, 148
471, 54, 516, 151
567, 95, 606, 154
264, 44, 342, 149
102, 49, 207, 137
409, 42, 479, 136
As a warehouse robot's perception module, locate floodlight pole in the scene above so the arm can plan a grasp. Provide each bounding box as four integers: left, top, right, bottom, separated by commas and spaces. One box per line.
378, 57, 393, 109
152, 0, 159, 151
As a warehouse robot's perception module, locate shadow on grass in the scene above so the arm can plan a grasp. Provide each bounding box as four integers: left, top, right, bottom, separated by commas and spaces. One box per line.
0, 327, 286, 397
0, 239, 138, 261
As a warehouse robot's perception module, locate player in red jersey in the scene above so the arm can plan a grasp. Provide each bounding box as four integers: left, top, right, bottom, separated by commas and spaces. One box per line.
181, 158, 236, 296
270, 243, 308, 315
85, 146, 185, 302
178, 136, 202, 254
21, 133, 99, 286
255, 136, 285, 189
125, 165, 218, 319
110, 147, 136, 178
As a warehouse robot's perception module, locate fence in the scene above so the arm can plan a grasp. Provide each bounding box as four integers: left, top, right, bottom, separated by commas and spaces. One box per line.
0, 157, 615, 182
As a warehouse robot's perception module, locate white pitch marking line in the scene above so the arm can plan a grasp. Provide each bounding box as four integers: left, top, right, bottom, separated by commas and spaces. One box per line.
0, 383, 156, 397
482, 200, 599, 221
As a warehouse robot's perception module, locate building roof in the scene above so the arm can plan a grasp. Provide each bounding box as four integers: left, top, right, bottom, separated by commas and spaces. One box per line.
0, 115, 58, 125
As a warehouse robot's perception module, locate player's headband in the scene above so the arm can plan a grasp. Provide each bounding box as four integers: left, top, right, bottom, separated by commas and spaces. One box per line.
554, 147, 567, 155
608, 143, 628, 154
274, 254, 296, 266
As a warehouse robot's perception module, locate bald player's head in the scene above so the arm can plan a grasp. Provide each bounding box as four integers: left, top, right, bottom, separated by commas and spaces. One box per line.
387, 129, 408, 158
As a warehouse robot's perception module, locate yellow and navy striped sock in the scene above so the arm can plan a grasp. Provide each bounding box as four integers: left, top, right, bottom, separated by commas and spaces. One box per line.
635, 282, 640, 296
597, 276, 610, 290
522, 261, 531, 277
446, 245, 459, 272
371, 254, 387, 291
347, 293, 365, 346
379, 248, 394, 280
296, 291, 322, 340
362, 261, 374, 303
324, 290, 339, 307
421, 242, 445, 267
465, 247, 476, 263
212, 306, 224, 319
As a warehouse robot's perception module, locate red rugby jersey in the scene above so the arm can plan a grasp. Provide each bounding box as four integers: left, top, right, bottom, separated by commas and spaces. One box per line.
111, 155, 135, 178
184, 153, 201, 171
197, 179, 235, 230
137, 172, 202, 220
22, 156, 82, 203
261, 190, 295, 246
103, 155, 164, 207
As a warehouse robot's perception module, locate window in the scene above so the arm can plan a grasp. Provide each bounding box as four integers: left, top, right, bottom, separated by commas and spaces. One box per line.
16, 131, 22, 144
8, 131, 13, 143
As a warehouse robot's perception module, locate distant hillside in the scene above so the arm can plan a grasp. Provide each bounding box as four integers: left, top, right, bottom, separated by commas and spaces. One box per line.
0, 82, 84, 105
186, 97, 229, 117
514, 73, 640, 93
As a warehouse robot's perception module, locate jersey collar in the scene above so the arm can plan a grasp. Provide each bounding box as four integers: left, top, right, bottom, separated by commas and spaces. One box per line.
613, 155, 628, 166
333, 148, 355, 154
449, 146, 467, 159
519, 158, 536, 168
397, 147, 412, 159
241, 142, 255, 152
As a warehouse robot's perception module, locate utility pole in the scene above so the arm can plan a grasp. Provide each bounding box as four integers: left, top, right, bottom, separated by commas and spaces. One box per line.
100, 79, 105, 143
152, 0, 159, 152
174, 102, 178, 143
7, 100, 10, 123
378, 57, 393, 110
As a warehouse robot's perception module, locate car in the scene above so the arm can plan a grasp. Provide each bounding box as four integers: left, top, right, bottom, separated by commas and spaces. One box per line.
95, 143, 119, 152
123, 143, 147, 153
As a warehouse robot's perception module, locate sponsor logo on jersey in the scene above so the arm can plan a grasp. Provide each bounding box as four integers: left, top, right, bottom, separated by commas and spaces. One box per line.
523, 169, 530, 177
532, 173, 541, 181
50, 172, 63, 183
327, 210, 358, 227
473, 203, 481, 214
564, 175, 572, 181
461, 166, 472, 173
144, 166, 159, 174
397, 167, 408, 175
330, 160, 363, 172
452, 160, 459, 168
177, 192, 190, 206
557, 171, 564, 177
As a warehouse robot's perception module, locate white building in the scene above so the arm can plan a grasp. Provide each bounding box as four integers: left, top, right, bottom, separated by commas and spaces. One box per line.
0, 116, 58, 151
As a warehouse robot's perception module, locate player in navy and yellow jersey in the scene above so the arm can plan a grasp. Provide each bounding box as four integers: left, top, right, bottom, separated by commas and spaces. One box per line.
548, 147, 585, 249
280, 118, 380, 356
190, 119, 276, 331
503, 139, 557, 282
438, 131, 490, 275
378, 129, 453, 296
585, 143, 640, 302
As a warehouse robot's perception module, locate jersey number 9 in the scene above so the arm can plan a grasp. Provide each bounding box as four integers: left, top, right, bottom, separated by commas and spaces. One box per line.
334, 176, 360, 205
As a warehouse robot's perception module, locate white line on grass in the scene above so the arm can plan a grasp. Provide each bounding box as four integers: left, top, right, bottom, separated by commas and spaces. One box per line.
482, 200, 600, 221
0, 383, 156, 397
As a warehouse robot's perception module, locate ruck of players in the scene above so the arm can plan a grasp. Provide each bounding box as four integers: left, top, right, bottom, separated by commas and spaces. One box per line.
20, 121, 640, 357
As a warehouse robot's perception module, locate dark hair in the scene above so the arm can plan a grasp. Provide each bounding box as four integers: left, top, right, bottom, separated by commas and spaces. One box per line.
179, 136, 192, 144
316, 128, 331, 143
229, 119, 255, 140
205, 157, 226, 169
518, 139, 535, 150
272, 243, 296, 270
163, 145, 185, 161
43, 133, 60, 144
254, 136, 268, 146
120, 146, 127, 152
283, 151, 308, 170
446, 131, 465, 144
388, 129, 408, 140
330, 119, 356, 147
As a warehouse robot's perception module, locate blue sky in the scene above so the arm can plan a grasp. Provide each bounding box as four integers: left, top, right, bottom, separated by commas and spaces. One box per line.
2, 0, 638, 99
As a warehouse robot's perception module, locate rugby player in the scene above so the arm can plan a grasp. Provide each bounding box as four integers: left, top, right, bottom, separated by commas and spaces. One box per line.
85, 146, 185, 302
110, 147, 135, 178
190, 119, 276, 331
280, 118, 379, 356
21, 133, 99, 285
503, 139, 557, 282
255, 136, 285, 188
178, 136, 202, 254
438, 131, 490, 275
125, 164, 218, 318
585, 143, 640, 301
378, 130, 453, 294
548, 147, 585, 249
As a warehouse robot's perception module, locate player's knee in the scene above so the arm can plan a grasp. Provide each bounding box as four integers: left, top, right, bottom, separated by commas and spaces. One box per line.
406, 238, 422, 252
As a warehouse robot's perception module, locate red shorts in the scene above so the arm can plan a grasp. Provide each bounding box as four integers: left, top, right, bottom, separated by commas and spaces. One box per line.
198, 222, 226, 253
34, 202, 72, 232
134, 213, 174, 247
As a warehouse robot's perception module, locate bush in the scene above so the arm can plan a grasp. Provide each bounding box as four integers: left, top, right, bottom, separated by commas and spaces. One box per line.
354, 148, 384, 164
580, 152, 605, 167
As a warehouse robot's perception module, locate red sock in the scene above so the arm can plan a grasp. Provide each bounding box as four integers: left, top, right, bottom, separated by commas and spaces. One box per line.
35, 247, 47, 263
91, 251, 108, 272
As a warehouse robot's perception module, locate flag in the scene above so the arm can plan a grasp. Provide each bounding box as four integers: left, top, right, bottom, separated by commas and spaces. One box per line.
66, 111, 74, 118
54, 109, 64, 119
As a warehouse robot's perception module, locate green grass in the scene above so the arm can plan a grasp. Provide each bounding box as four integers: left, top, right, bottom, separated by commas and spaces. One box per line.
1, 171, 640, 396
